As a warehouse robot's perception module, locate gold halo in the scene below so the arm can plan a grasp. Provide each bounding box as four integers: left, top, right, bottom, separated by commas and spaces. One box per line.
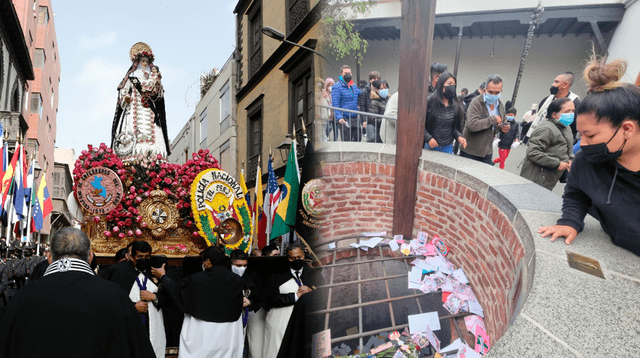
129, 42, 153, 62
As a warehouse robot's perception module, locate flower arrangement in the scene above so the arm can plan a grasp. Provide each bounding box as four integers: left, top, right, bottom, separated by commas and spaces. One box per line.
73, 144, 221, 240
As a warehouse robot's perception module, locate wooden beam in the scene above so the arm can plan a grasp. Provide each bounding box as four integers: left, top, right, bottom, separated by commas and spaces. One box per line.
393, 0, 436, 239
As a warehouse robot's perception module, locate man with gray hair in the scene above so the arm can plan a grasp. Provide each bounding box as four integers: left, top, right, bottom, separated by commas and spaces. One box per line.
0, 228, 155, 358
460, 74, 507, 164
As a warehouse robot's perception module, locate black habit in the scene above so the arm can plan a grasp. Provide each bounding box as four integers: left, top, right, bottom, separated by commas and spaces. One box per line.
0, 262, 155, 358
160, 265, 245, 322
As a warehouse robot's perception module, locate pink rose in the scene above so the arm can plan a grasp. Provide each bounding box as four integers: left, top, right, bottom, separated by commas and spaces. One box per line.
93, 216, 100, 223
103, 231, 111, 237
135, 229, 142, 236
113, 226, 120, 232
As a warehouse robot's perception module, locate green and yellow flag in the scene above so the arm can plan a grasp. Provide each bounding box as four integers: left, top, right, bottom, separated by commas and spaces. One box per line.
270, 139, 299, 239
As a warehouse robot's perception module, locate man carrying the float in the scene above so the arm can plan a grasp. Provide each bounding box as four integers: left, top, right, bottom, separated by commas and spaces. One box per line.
152, 246, 248, 358
103, 240, 168, 358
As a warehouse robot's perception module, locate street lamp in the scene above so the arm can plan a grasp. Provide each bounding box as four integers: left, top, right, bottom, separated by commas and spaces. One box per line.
260, 26, 329, 63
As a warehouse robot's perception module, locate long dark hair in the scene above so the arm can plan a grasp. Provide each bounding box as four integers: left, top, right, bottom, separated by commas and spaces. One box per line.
428, 71, 458, 110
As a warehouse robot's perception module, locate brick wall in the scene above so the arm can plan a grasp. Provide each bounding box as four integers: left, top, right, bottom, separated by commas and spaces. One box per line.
317, 161, 525, 342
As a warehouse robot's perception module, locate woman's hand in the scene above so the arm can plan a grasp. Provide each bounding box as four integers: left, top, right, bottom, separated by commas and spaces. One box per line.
558, 162, 571, 171
428, 139, 438, 148
457, 137, 467, 148
538, 225, 578, 245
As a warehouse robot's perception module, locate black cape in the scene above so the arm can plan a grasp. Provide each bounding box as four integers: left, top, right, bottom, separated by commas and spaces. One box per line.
103, 260, 170, 308
160, 265, 245, 322
0, 271, 155, 358
264, 264, 325, 310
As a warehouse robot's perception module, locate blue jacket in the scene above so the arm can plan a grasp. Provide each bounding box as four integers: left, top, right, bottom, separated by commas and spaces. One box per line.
332, 78, 361, 121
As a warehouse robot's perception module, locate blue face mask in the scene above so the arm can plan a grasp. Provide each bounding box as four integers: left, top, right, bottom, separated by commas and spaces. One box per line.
379, 89, 389, 98
507, 116, 515, 122
558, 113, 574, 127
484, 93, 500, 105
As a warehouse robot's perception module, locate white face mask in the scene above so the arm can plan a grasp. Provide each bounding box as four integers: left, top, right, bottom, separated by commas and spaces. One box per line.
231, 265, 246, 277
202, 264, 206, 271
328, 86, 333, 93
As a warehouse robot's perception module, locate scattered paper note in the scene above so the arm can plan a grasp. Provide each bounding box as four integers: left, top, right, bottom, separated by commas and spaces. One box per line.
452, 268, 469, 284
468, 300, 484, 317
464, 315, 486, 336
440, 338, 464, 353
511, 141, 520, 149
408, 311, 441, 332
362, 231, 387, 237
328, 243, 336, 250
409, 266, 423, 284
312, 329, 332, 358
455, 343, 482, 358
474, 325, 491, 355
423, 326, 441, 352
389, 239, 400, 251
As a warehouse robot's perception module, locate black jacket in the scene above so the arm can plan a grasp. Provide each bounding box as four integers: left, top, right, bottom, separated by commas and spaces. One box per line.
424, 95, 465, 146
558, 152, 640, 256
497, 119, 519, 149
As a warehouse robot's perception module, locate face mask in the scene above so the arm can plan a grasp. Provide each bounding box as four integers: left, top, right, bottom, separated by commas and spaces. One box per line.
342, 74, 352, 83
135, 258, 150, 271
290, 259, 304, 271
379, 88, 389, 98
328, 86, 333, 93
507, 116, 515, 121
484, 93, 500, 105
231, 265, 246, 277
550, 85, 560, 95
581, 125, 627, 163
558, 113, 574, 127
443, 85, 457, 100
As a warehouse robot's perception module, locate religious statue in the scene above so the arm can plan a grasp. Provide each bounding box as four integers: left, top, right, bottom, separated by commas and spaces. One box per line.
112, 42, 170, 160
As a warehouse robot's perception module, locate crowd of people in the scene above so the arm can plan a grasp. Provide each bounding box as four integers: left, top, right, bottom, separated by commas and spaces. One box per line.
0, 228, 324, 358
319, 52, 640, 257
0, 241, 48, 309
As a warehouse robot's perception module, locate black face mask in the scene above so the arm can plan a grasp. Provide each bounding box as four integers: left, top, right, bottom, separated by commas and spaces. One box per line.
550, 85, 560, 95
443, 85, 457, 100
290, 259, 304, 271
343, 74, 352, 83
580, 125, 626, 163
135, 258, 150, 271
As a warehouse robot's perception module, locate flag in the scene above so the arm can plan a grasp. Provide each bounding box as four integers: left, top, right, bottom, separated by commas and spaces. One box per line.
252, 157, 263, 244
13, 146, 26, 218
296, 138, 319, 242
270, 139, 300, 239
33, 166, 53, 231
265, 156, 280, 237
1, 143, 20, 212
239, 168, 250, 213
0, 145, 6, 213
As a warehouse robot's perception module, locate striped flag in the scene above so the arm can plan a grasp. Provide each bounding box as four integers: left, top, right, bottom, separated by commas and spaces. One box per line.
33, 166, 53, 231
1, 143, 20, 212
270, 139, 300, 239
252, 157, 263, 244
13, 146, 26, 218
264, 156, 280, 237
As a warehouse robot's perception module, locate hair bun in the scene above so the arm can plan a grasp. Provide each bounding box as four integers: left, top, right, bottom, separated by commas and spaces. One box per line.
584, 52, 627, 92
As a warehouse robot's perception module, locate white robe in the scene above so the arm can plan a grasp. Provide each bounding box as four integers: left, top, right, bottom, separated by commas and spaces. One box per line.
246, 308, 267, 358
129, 273, 166, 358
117, 67, 166, 160
263, 278, 298, 358
179, 314, 243, 358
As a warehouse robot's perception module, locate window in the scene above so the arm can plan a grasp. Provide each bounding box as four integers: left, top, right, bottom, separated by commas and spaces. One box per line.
51, 89, 54, 107
220, 140, 231, 171
246, 97, 263, 180
287, 0, 310, 35
199, 109, 207, 143
34, 49, 45, 68
248, 2, 263, 78
38, 6, 49, 26
284, 53, 314, 144
220, 81, 231, 132
30, 93, 42, 117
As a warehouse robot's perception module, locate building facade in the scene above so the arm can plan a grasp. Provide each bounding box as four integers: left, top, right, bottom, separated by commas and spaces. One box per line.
169, 56, 238, 174
0, 0, 34, 150
233, 0, 325, 188
12, 0, 60, 235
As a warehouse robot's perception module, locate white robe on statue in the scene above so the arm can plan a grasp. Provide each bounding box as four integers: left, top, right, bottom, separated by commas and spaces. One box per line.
179, 314, 243, 358
129, 273, 166, 358
263, 278, 298, 358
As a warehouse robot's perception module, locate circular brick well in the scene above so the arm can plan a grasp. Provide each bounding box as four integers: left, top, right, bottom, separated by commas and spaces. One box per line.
313, 143, 535, 348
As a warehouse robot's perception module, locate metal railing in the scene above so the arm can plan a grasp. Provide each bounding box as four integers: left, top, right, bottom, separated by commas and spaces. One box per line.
317, 105, 397, 144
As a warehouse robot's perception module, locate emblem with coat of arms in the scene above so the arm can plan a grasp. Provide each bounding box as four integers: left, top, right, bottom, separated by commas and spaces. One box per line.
190, 169, 252, 253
